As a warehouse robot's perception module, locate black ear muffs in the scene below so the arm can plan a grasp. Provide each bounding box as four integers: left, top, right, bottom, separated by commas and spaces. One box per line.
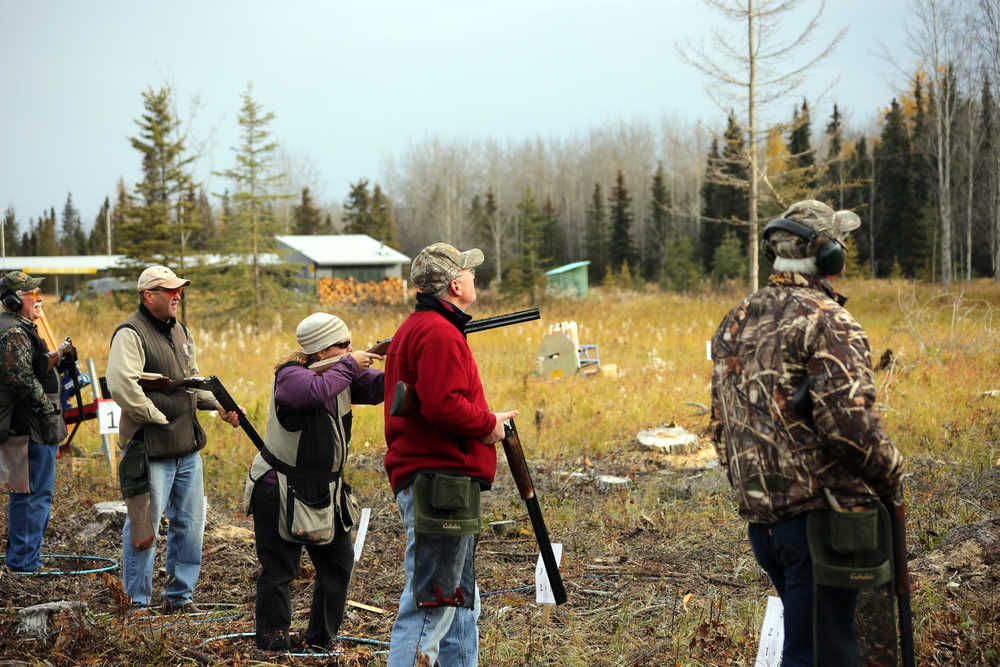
1, 289, 22, 312
762, 217, 844, 276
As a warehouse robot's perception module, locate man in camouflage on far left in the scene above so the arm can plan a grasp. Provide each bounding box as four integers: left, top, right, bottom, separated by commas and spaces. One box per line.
709, 201, 903, 666
1, 271, 72, 573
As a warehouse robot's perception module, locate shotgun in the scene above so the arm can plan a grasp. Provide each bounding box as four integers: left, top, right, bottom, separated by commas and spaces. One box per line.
137, 374, 266, 451
388, 307, 540, 418
502, 418, 567, 604
884, 494, 915, 667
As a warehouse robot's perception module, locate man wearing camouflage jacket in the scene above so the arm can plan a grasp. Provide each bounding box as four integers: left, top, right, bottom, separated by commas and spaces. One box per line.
710, 200, 903, 666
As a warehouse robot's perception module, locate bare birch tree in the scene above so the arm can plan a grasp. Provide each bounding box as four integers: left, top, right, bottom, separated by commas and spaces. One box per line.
679, 0, 844, 293
909, 0, 962, 287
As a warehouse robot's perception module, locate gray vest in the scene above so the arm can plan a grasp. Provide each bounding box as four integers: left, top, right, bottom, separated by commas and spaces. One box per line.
113, 309, 206, 459
244, 380, 358, 537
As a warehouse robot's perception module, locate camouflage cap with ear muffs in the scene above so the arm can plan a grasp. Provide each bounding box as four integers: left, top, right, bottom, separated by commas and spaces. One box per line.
768, 200, 861, 260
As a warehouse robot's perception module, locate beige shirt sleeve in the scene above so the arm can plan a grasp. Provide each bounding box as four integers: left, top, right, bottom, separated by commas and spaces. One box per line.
107, 327, 169, 426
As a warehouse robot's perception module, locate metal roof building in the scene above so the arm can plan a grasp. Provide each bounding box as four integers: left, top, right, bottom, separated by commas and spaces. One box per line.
276, 234, 410, 281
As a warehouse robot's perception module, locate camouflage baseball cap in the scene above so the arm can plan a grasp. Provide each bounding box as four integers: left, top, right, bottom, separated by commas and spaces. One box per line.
770, 200, 862, 259
1, 270, 44, 293
410, 243, 484, 293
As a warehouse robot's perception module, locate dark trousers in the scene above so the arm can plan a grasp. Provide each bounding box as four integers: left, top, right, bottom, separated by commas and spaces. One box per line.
251, 481, 354, 650
749, 516, 859, 667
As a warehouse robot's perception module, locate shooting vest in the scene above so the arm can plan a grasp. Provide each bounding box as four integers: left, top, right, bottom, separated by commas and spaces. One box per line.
0, 311, 65, 444
244, 369, 358, 544
112, 309, 206, 459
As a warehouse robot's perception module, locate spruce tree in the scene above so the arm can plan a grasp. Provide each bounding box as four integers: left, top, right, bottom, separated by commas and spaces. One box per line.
213, 83, 289, 331
192, 186, 216, 249
974, 75, 996, 277
342, 179, 373, 235
845, 136, 874, 274
2, 207, 18, 258
473, 186, 510, 286
608, 169, 635, 270
89, 197, 111, 254
539, 196, 566, 268
293, 186, 323, 235
118, 87, 195, 273
875, 98, 916, 277
61, 193, 86, 254
38, 208, 59, 255
645, 161, 671, 280
823, 104, 845, 207
585, 182, 608, 279
370, 184, 400, 248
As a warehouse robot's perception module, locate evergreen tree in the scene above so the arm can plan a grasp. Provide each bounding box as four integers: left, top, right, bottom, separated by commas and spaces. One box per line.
874, 98, 919, 277
370, 184, 400, 248
2, 207, 18, 257
710, 232, 747, 283
702, 114, 749, 272
974, 74, 996, 277
213, 83, 289, 332
109, 178, 129, 255
191, 186, 216, 250
539, 196, 566, 268
585, 182, 608, 279
38, 208, 59, 255
823, 104, 845, 207
342, 179, 371, 234
293, 186, 323, 235
661, 237, 702, 292
608, 169, 635, 270
118, 86, 196, 272
60, 192, 86, 254
644, 161, 671, 280
788, 99, 814, 169
89, 196, 111, 254
845, 136, 874, 274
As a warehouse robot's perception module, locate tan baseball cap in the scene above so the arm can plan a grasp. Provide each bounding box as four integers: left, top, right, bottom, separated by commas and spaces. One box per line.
410, 243, 484, 293
137, 265, 191, 291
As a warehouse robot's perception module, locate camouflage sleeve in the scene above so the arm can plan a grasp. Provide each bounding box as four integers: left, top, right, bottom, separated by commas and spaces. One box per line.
0, 329, 50, 412
807, 316, 903, 495
709, 321, 732, 475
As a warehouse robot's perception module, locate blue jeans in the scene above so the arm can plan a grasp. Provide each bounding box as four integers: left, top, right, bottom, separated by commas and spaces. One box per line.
6, 441, 57, 572
749, 516, 859, 667
387, 486, 480, 667
122, 449, 205, 607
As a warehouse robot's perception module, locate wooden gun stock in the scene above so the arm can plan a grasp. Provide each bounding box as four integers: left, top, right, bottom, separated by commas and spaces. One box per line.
389, 380, 420, 418
502, 418, 567, 605
885, 497, 915, 667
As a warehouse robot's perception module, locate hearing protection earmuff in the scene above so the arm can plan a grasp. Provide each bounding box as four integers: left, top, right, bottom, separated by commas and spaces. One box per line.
762, 217, 845, 276
1, 289, 22, 312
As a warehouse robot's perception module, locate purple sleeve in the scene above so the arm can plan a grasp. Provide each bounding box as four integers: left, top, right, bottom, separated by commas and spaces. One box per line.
351, 368, 385, 405
273, 360, 356, 410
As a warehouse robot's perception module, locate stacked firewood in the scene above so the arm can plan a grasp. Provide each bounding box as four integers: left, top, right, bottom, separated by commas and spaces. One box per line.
316, 276, 406, 305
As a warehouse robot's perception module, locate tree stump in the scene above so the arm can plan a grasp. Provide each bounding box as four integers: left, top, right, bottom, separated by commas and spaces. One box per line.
16, 600, 88, 644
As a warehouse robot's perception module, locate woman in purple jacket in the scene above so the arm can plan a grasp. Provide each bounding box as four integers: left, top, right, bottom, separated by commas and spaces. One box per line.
243, 312, 384, 652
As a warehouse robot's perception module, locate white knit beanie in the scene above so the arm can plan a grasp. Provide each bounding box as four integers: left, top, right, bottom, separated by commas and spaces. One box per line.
296, 313, 349, 354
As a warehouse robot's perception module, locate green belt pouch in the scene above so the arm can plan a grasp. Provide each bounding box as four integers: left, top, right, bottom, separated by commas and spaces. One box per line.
119, 440, 150, 499
806, 503, 893, 588
412, 472, 481, 536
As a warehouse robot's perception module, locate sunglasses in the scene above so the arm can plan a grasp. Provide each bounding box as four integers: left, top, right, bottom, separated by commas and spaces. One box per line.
17, 288, 41, 299
150, 286, 184, 297
331, 339, 351, 349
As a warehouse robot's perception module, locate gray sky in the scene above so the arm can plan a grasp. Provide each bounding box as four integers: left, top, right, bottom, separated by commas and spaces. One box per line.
2, 0, 910, 232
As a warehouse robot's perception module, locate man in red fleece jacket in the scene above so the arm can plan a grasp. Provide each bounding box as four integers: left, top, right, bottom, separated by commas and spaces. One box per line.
384, 243, 517, 667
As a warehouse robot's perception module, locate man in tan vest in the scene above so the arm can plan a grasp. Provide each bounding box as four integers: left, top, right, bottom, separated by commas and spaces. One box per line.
107, 265, 239, 612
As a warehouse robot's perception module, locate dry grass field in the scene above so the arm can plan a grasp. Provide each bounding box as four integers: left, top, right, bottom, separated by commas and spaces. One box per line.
1, 278, 999, 664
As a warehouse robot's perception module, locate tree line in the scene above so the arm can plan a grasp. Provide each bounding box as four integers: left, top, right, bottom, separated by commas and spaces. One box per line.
4, 0, 1000, 298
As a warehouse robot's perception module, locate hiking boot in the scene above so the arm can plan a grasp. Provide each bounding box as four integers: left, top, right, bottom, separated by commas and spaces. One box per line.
160, 599, 204, 614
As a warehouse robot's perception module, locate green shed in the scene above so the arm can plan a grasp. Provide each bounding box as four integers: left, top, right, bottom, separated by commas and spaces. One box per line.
545, 261, 591, 298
